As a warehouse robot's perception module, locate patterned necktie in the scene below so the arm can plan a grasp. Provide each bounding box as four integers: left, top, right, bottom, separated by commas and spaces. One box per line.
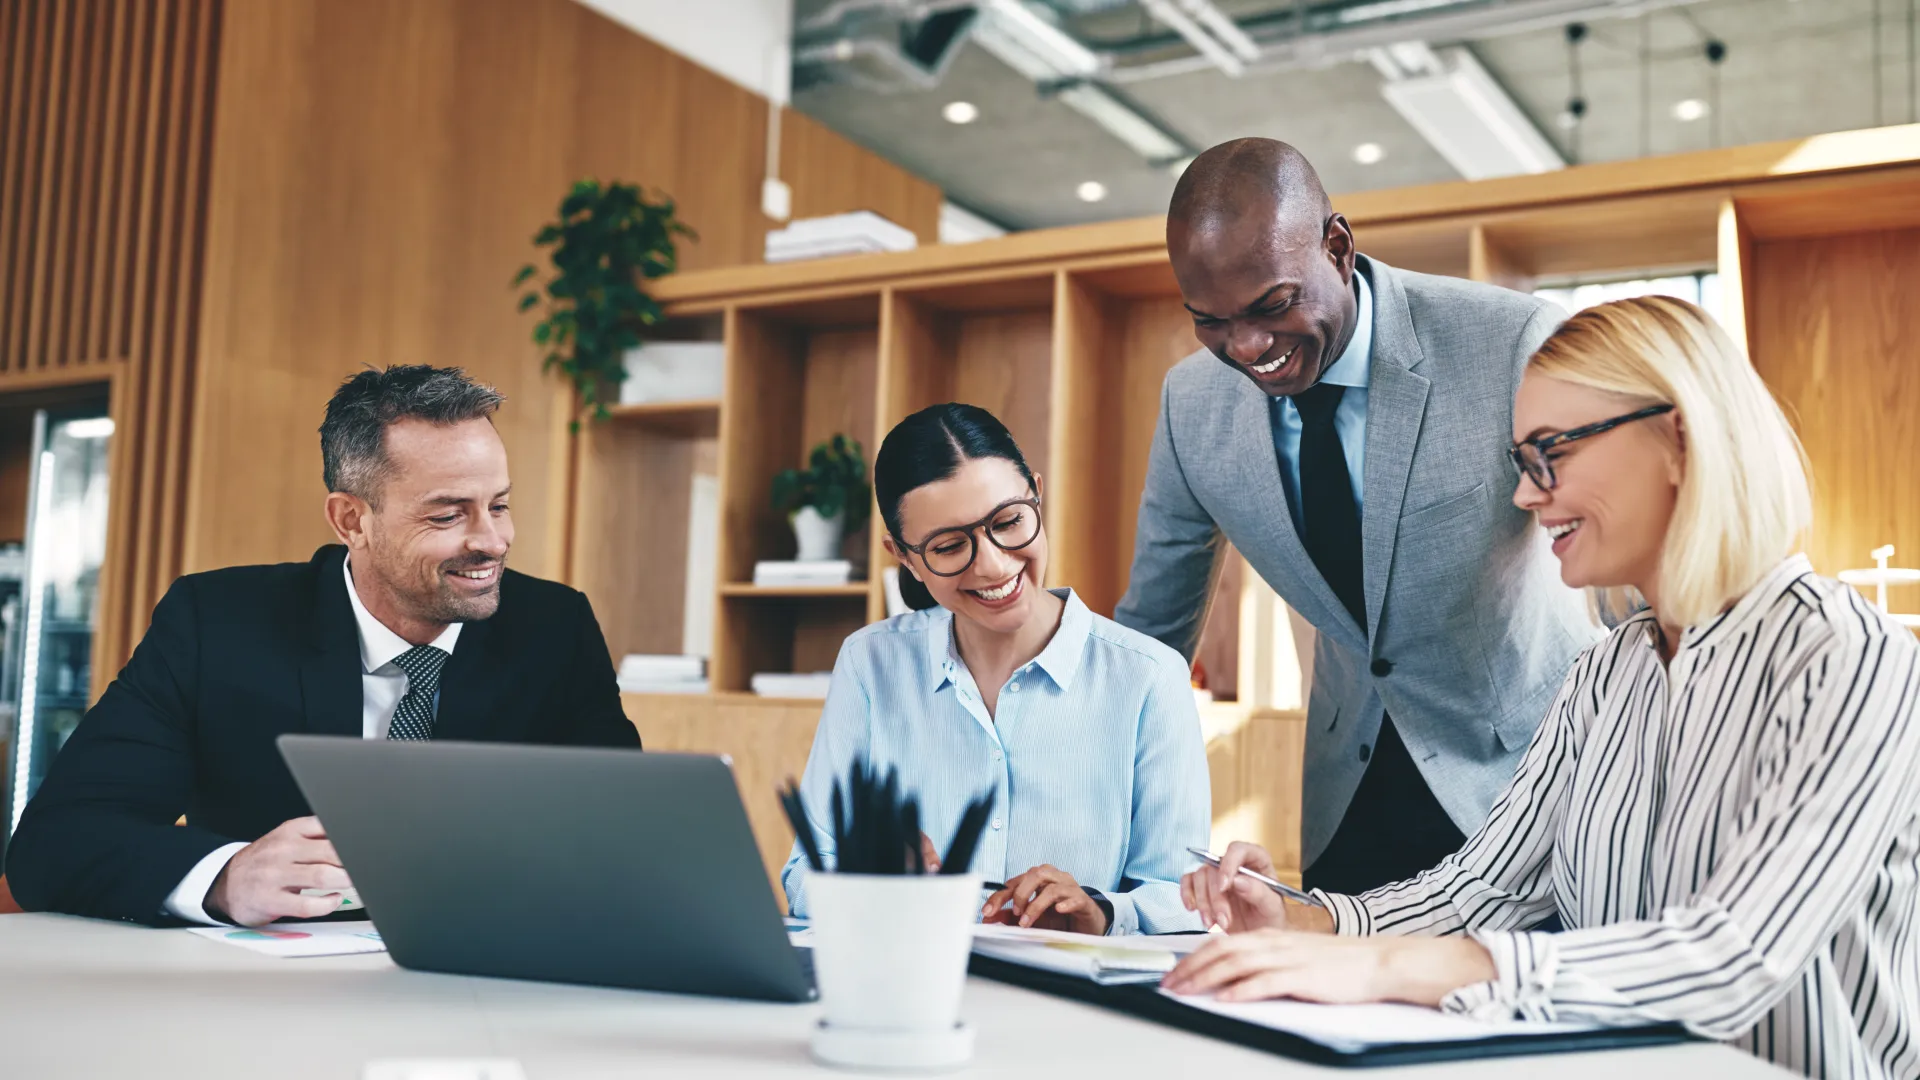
385, 645, 450, 741
1293, 382, 1367, 631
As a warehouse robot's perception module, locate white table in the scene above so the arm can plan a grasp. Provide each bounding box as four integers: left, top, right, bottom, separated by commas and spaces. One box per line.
0, 914, 1791, 1078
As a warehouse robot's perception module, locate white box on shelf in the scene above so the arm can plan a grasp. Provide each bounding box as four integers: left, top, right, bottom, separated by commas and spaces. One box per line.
618, 654, 705, 683
618, 341, 725, 405
753, 559, 854, 586
765, 211, 917, 263
750, 672, 834, 699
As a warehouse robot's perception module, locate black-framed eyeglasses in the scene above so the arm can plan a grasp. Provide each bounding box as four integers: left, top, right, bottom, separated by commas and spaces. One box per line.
1509, 404, 1675, 491
898, 496, 1043, 578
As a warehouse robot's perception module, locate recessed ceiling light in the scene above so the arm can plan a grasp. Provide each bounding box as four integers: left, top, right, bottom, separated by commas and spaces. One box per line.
1671, 98, 1709, 122
942, 101, 979, 125
1351, 142, 1385, 165
1076, 180, 1108, 203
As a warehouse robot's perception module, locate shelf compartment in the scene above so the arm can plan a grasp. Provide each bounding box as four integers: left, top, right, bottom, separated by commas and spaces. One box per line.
606, 398, 721, 437
714, 592, 869, 693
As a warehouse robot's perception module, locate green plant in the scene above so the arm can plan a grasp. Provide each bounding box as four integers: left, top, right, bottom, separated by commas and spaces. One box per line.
771, 434, 871, 529
513, 178, 694, 425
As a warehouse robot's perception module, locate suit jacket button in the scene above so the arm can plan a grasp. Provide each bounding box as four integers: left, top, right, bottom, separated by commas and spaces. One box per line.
1359, 744, 1372, 763
1370, 658, 1392, 677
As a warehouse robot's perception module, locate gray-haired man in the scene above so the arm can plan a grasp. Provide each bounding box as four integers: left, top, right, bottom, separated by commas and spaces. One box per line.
7, 365, 639, 927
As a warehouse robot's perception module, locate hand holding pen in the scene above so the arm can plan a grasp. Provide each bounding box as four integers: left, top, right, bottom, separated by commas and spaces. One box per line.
1181, 842, 1334, 935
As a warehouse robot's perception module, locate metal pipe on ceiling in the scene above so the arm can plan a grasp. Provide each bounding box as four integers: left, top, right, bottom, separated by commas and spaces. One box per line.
1084, 0, 1706, 74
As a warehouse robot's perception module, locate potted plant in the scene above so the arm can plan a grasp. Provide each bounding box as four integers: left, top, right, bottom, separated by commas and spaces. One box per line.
513, 178, 694, 426
771, 435, 870, 562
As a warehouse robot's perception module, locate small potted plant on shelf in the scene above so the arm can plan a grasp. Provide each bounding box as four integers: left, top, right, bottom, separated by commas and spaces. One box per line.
513, 178, 694, 426
771, 435, 870, 562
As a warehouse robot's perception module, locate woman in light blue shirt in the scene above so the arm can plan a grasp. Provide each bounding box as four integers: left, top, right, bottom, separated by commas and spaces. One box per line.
782, 403, 1210, 936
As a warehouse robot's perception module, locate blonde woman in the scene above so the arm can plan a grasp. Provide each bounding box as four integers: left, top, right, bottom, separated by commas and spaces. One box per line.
1165, 296, 1920, 1079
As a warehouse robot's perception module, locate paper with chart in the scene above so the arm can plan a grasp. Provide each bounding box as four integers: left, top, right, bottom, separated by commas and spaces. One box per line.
189, 922, 387, 958
1164, 991, 1605, 1052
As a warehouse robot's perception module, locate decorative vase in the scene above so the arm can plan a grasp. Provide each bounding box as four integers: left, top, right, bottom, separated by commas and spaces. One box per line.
792, 506, 846, 562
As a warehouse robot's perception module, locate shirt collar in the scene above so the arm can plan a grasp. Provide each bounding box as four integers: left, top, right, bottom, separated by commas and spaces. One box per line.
1319, 268, 1373, 389
922, 587, 1093, 693
1632, 553, 1814, 653
343, 555, 461, 675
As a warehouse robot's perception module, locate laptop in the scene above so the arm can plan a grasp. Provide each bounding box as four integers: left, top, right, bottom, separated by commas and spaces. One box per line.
276, 734, 814, 1003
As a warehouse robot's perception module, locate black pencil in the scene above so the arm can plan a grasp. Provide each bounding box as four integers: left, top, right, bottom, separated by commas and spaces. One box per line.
780, 781, 824, 872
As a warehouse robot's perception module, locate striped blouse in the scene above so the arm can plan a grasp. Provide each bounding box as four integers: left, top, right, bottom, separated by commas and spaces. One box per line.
1317, 555, 1920, 1078
782, 589, 1211, 935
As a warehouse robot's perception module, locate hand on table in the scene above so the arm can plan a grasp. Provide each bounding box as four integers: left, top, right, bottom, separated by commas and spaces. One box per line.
205, 816, 351, 926
920, 832, 942, 873
1180, 841, 1331, 934
982, 864, 1109, 936
1161, 929, 1495, 1007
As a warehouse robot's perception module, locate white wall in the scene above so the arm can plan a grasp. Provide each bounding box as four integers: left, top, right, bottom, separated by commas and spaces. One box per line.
572, 0, 792, 103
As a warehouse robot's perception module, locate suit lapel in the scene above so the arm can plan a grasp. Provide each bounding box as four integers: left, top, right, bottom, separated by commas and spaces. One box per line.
300, 546, 365, 737
1358, 258, 1431, 637
1230, 380, 1361, 645
433, 600, 504, 742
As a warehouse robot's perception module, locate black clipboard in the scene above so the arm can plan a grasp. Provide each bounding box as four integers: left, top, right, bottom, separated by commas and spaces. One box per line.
969, 954, 1694, 1068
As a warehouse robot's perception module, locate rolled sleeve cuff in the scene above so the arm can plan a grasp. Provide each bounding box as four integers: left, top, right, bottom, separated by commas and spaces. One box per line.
1315, 888, 1374, 936
162, 842, 247, 925
1441, 929, 1559, 1023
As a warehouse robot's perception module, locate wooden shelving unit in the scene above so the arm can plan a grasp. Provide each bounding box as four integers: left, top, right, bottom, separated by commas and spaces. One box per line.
718, 583, 871, 598
563, 126, 1920, 887
606, 398, 722, 438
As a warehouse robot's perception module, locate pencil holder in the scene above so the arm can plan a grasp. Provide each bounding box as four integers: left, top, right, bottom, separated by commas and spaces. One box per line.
807, 872, 981, 1070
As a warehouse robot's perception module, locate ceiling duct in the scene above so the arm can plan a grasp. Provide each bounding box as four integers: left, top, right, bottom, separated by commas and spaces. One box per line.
1376, 44, 1565, 178
794, 4, 979, 93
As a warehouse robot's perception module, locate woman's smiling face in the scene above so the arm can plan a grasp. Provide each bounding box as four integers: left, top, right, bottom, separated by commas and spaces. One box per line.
885, 457, 1048, 634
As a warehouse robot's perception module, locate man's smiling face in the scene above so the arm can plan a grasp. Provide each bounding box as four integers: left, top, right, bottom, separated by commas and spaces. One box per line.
1168, 207, 1360, 400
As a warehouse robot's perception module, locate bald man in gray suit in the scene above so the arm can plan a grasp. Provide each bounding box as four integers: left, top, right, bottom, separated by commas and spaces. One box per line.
1115, 139, 1597, 895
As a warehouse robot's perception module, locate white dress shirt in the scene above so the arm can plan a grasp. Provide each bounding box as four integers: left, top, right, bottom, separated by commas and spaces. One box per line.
1319, 556, 1920, 1078
161, 557, 461, 924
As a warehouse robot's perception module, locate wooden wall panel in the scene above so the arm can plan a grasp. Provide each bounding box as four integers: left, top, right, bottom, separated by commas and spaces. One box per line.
0, 0, 220, 688
781, 108, 940, 243
1750, 228, 1920, 595
186, 0, 939, 583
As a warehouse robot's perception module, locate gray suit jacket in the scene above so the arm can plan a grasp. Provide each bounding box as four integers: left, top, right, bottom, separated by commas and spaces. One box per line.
1114, 256, 1599, 868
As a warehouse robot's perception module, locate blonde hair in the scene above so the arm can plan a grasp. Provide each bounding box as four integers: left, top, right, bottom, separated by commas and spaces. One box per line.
1527, 295, 1811, 629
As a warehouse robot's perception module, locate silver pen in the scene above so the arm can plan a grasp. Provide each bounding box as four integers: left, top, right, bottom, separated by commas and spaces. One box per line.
1187, 847, 1324, 908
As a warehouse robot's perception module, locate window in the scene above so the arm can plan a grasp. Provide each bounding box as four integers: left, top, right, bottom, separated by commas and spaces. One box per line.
1534, 272, 1723, 324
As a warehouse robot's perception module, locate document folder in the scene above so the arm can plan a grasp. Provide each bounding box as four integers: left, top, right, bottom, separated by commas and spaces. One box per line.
969, 954, 1693, 1068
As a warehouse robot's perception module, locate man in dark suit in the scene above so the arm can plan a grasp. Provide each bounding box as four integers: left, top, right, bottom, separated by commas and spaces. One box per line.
6, 365, 639, 926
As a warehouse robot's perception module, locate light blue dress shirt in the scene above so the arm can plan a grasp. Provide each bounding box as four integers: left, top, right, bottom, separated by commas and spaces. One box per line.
1270, 269, 1373, 534
782, 589, 1211, 935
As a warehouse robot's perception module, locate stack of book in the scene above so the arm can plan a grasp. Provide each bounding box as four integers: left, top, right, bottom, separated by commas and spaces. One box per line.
617, 654, 708, 695
753, 559, 855, 587
749, 672, 833, 699
764, 211, 918, 263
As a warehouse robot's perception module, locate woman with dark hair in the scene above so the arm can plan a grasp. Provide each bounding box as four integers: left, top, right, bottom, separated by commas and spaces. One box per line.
781, 403, 1211, 936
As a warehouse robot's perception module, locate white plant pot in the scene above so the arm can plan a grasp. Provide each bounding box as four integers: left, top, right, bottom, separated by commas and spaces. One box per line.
808, 872, 981, 1069
791, 506, 846, 562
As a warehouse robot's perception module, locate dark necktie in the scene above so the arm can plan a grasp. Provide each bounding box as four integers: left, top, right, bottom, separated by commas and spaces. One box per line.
385, 645, 449, 741
1293, 382, 1366, 630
